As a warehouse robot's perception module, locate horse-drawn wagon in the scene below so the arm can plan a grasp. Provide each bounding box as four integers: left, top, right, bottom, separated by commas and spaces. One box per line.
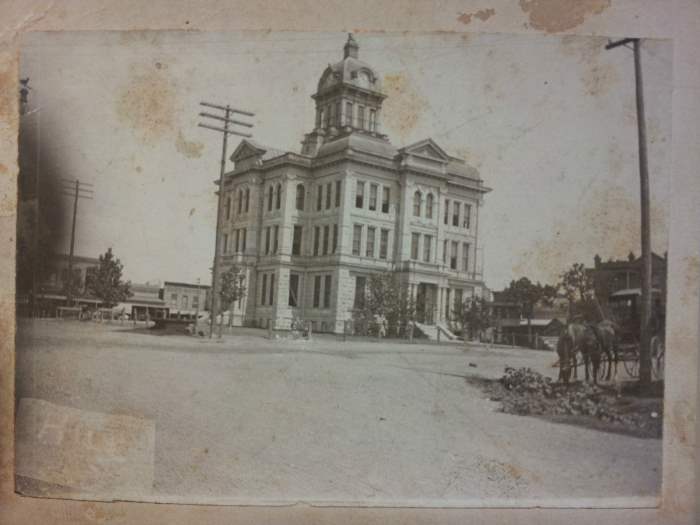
607, 288, 665, 380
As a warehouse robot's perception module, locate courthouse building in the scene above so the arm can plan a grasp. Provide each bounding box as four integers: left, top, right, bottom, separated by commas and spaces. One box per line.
216, 34, 491, 333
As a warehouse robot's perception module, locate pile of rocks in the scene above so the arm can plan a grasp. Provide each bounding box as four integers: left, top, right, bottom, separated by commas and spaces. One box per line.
488, 367, 661, 435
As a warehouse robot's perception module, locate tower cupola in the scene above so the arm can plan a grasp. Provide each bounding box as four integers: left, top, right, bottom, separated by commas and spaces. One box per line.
301, 34, 388, 156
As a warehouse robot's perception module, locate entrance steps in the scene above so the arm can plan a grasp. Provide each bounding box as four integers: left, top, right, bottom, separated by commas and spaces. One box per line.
414, 321, 458, 342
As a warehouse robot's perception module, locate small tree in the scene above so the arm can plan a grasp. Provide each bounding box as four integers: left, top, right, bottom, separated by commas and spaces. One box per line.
218, 265, 246, 333
456, 296, 492, 341
85, 248, 132, 307
363, 271, 415, 337
558, 263, 599, 322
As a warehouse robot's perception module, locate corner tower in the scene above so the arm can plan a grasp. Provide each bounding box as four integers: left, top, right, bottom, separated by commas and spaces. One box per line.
301, 34, 388, 156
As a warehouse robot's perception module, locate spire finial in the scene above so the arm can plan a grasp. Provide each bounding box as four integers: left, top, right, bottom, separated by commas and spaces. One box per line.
344, 33, 359, 59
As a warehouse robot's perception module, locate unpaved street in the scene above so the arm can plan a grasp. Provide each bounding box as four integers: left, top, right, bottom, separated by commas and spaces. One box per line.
15, 320, 661, 506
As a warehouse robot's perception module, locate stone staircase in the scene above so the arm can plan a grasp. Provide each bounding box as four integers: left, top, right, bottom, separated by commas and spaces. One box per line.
414, 322, 458, 342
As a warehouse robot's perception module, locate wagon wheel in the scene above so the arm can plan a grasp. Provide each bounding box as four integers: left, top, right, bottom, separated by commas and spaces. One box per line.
651, 335, 665, 380
623, 347, 640, 378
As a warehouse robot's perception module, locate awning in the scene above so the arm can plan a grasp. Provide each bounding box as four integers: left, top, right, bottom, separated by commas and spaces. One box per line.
609, 288, 662, 299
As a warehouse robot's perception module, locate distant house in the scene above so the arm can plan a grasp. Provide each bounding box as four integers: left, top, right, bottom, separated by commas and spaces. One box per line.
588, 251, 667, 303
114, 283, 168, 321
161, 281, 210, 319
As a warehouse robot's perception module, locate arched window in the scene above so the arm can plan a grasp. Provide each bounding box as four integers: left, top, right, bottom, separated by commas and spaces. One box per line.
244, 188, 250, 212
413, 191, 422, 217
267, 185, 273, 211
426, 193, 434, 219
275, 183, 282, 209
237, 189, 243, 214
296, 184, 305, 210
225, 196, 231, 220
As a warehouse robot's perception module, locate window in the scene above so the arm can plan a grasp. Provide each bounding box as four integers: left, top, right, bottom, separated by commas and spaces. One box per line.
269, 273, 275, 305
323, 225, 330, 255
451, 241, 458, 270
171, 293, 177, 302
289, 273, 299, 307
261, 274, 268, 306
273, 225, 279, 254
423, 234, 432, 262
335, 180, 341, 207
182, 295, 188, 309
265, 227, 271, 255
316, 184, 323, 211
241, 228, 247, 252
292, 225, 303, 255
235, 229, 240, 253
382, 187, 390, 213
345, 101, 353, 126
369, 184, 378, 211
352, 225, 362, 255
443, 239, 448, 264
326, 182, 332, 209
267, 185, 274, 212
444, 199, 450, 225
226, 196, 231, 220
296, 184, 305, 210
192, 296, 199, 308
354, 276, 366, 309
244, 188, 250, 212
313, 275, 321, 308
379, 229, 389, 259
318, 107, 325, 128
358, 105, 365, 128
453, 201, 460, 227
411, 233, 420, 260
222, 233, 229, 254
463, 204, 471, 229
237, 189, 243, 214
366, 226, 376, 257
333, 224, 338, 253
325, 105, 331, 127
426, 193, 434, 219
328, 103, 335, 127
369, 109, 376, 131
355, 181, 364, 208
323, 275, 332, 308
313, 226, 320, 256
335, 101, 341, 127
462, 243, 470, 272
413, 191, 422, 217
275, 183, 282, 210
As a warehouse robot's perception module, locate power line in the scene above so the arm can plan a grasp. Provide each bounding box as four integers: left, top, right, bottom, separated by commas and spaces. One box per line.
60, 178, 94, 307
198, 101, 255, 338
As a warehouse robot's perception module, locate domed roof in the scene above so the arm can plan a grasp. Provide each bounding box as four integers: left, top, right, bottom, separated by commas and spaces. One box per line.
316, 34, 382, 94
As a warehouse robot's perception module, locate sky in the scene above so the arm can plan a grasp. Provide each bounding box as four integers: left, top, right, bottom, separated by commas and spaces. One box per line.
20, 31, 673, 290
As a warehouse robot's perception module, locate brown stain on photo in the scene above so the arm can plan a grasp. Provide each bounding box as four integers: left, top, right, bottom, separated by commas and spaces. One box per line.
520, 0, 611, 33
513, 184, 668, 283
382, 73, 428, 142
175, 131, 204, 159
115, 63, 178, 145
457, 8, 496, 25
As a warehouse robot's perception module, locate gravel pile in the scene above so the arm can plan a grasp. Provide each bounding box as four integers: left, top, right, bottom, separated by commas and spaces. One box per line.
486, 367, 662, 436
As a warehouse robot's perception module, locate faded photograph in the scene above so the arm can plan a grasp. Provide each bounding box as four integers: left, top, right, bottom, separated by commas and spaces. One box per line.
15, 31, 671, 506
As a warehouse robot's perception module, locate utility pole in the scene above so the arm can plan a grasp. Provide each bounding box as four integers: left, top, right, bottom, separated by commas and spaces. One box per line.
198, 101, 254, 338
605, 37, 652, 386
60, 178, 94, 307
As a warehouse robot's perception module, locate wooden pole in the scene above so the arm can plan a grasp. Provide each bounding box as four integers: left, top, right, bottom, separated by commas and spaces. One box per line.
633, 39, 653, 386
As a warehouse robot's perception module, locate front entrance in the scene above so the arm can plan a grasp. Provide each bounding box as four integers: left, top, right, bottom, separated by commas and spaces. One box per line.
416, 283, 436, 324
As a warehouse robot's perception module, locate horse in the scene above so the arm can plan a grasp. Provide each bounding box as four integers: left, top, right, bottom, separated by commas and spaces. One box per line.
563, 322, 605, 384
593, 319, 619, 381
556, 333, 575, 384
